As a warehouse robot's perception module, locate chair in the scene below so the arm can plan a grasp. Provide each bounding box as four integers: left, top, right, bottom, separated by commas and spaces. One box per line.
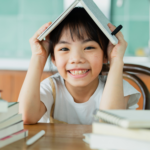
102, 64, 150, 110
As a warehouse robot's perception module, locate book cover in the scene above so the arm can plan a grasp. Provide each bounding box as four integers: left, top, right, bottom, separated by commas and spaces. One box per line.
37, 0, 118, 45
0, 100, 8, 112
92, 122, 150, 142
8, 102, 18, 107
0, 103, 19, 123
94, 109, 150, 128
0, 114, 22, 130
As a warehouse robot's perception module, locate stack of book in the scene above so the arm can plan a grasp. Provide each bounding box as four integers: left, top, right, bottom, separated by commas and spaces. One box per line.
83, 109, 150, 150
0, 100, 28, 148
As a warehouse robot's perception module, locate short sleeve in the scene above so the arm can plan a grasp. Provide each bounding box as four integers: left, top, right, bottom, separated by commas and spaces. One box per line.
123, 80, 141, 109
38, 78, 54, 123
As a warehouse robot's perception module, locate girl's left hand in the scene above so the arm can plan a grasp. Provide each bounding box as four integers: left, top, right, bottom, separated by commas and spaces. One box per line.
107, 23, 128, 67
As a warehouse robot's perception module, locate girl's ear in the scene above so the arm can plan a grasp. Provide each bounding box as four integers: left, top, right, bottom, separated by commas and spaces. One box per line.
51, 56, 56, 66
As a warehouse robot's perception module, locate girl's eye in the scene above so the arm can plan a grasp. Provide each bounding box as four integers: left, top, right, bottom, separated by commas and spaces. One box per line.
85, 46, 95, 50
60, 48, 69, 51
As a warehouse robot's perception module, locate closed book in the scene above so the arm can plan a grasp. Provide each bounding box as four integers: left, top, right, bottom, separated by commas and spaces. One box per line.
0, 121, 23, 139
37, 0, 118, 45
92, 122, 150, 142
94, 109, 150, 128
0, 100, 8, 112
0, 102, 19, 123
87, 133, 150, 150
0, 129, 28, 148
83, 133, 91, 144
0, 114, 22, 130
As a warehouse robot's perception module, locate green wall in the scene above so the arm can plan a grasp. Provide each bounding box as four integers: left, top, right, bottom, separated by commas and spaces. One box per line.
0, 0, 63, 59
111, 0, 149, 56
0, 0, 149, 58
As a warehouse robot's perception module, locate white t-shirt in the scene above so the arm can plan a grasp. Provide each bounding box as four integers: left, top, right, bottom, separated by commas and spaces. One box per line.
39, 73, 141, 124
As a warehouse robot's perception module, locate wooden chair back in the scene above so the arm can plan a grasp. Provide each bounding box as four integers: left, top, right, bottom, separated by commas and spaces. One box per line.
102, 64, 150, 110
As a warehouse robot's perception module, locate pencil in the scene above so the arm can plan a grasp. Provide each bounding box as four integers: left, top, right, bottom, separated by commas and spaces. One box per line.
26, 130, 45, 146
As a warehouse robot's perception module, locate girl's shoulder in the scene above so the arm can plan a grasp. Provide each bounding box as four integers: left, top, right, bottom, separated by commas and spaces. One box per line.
40, 72, 64, 88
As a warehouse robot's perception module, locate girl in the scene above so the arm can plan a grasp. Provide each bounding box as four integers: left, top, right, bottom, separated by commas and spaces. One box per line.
18, 8, 140, 124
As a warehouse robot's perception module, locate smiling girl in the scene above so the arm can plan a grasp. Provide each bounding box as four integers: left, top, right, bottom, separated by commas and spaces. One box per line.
18, 8, 140, 124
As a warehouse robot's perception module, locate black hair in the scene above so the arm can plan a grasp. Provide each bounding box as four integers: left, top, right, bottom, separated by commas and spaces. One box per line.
48, 7, 109, 59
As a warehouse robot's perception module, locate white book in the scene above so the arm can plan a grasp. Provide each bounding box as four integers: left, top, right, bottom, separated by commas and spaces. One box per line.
83, 133, 150, 150
82, 133, 91, 144
0, 102, 19, 123
94, 109, 150, 128
0, 114, 22, 130
0, 100, 8, 112
0, 121, 23, 139
37, 0, 118, 45
93, 122, 150, 142
0, 129, 28, 148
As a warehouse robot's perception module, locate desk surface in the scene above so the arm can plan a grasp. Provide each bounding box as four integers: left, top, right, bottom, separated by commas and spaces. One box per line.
1, 123, 94, 150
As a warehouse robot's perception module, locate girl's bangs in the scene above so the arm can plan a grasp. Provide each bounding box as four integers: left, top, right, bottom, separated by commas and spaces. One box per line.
65, 22, 92, 41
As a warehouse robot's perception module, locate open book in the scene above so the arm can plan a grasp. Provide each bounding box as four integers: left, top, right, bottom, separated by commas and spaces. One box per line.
94, 109, 150, 128
37, 0, 118, 45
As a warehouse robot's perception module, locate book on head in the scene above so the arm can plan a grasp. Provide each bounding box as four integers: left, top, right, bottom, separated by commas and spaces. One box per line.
94, 109, 150, 128
37, 0, 118, 45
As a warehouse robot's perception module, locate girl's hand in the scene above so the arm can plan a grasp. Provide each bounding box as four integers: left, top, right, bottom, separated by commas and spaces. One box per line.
29, 22, 52, 60
107, 23, 127, 67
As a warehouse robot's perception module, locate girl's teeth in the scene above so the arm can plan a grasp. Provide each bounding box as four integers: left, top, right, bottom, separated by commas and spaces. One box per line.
70, 70, 88, 75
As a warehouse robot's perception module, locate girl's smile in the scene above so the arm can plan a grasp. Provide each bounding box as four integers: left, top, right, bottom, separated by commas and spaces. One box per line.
67, 68, 90, 78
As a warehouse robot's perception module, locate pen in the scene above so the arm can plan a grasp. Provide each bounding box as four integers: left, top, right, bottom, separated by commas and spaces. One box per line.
111, 25, 123, 35
26, 130, 45, 146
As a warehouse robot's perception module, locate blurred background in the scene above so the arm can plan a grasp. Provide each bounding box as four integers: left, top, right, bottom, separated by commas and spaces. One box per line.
0, 0, 150, 108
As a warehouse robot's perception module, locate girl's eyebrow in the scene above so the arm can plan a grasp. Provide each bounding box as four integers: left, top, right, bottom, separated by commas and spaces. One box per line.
58, 41, 71, 44
58, 39, 94, 45
82, 39, 94, 43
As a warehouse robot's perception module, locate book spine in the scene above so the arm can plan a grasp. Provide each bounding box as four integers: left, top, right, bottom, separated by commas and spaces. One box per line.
0, 121, 23, 139
0, 130, 28, 148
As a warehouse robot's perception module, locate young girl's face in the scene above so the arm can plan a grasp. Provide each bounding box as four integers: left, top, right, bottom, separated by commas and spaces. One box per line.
52, 27, 105, 88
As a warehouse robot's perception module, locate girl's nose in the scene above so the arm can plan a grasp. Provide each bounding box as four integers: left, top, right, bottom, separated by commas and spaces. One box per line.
69, 51, 86, 64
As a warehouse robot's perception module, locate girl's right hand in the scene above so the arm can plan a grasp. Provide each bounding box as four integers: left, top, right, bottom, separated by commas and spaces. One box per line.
29, 22, 52, 60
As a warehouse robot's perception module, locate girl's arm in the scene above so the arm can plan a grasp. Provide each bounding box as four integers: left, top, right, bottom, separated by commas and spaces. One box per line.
100, 23, 129, 109
18, 22, 52, 124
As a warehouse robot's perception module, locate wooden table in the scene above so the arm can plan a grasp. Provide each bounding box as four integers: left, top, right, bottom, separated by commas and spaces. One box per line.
1, 123, 94, 150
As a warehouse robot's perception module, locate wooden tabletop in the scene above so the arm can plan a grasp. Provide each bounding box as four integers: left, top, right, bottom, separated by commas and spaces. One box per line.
2, 123, 95, 150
